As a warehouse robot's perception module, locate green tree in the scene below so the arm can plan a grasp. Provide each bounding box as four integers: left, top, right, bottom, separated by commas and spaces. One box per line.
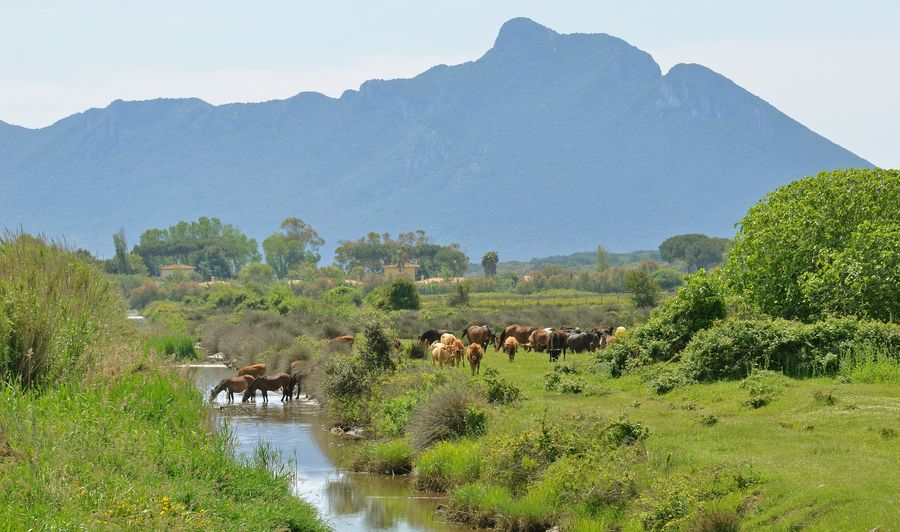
659, 234, 729, 271
481, 251, 499, 277
133, 217, 259, 279
624, 269, 662, 308
112, 230, 131, 274
334, 230, 468, 278
448, 282, 471, 307
596, 245, 611, 272
239, 262, 275, 285
263, 217, 324, 278
726, 169, 899, 321
368, 279, 420, 311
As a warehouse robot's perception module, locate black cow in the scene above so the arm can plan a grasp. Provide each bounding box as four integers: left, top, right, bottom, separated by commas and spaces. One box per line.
419, 329, 451, 345
566, 332, 601, 354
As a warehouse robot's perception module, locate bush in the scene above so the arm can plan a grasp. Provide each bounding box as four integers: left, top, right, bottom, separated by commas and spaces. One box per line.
652, 268, 686, 290
351, 439, 413, 474
413, 440, 482, 491
482, 368, 524, 404
369, 279, 420, 310
680, 317, 900, 382
407, 386, 484, 451
839, 344, 900, 384
322, 285, 363, 307
726, 168, 900, 321
600, 270, 728, 374
357, 314, 395, 371
144, 334, 197, 360
403, 341, 428, 360
447, 283, 471, 307
373, 391, 423, 438
0, 233, 122, 388
740, 370, 788, 409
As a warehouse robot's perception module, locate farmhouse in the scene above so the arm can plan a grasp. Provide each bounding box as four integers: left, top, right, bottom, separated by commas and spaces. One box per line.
159, 264, 196, 279
383, 263, 419, 282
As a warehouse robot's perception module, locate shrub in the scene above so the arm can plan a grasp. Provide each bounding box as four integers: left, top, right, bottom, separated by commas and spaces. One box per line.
558, 377, 586, 394
403, 341, 428, 360
600, 270, 727, 374
648, 365, 690, 395
726, 168, 900, 321
0, 233, 122, 388
414, 440, 482, 491
369, 279, 420, 310
652, 267, 687, 290
838, 343, 900, 384
407, 386, 484, 451
688, 510, 741, 532
351, 439, 413, 474
482, 368, 524, 404
447, 283, 471, 307
681, 317, 900, 382
740, 370, 788, 409
357, 314, 395, 372
373, 391, 423, 438
322, 285, 363, 307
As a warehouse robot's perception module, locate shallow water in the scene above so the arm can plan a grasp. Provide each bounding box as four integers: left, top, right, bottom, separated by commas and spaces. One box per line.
189, 366, 464, 531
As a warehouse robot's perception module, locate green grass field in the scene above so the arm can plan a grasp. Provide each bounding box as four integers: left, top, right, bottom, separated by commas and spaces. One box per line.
456, 350, 899, 529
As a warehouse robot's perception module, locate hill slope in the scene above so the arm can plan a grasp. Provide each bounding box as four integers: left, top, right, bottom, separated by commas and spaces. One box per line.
0, 18, 870, 259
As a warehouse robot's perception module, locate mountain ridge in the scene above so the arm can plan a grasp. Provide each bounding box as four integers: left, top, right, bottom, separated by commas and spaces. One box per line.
0, 18, 871, 260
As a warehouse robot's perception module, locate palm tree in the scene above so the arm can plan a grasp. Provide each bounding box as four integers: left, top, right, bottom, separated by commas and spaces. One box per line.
481, 251, 499, 277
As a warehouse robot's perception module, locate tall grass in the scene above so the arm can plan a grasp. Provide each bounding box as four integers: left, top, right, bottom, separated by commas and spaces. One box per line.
0, 232, 121, 388
839, 344, 900, 384
144, 333, 198, 359
413, 439, 481, 491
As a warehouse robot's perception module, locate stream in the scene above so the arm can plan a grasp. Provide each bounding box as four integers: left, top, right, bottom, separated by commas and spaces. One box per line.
188, 366, 464, 531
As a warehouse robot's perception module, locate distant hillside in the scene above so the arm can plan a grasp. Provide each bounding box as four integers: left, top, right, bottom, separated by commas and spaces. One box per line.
468, 249, 662, 275
0, 17, 870, 260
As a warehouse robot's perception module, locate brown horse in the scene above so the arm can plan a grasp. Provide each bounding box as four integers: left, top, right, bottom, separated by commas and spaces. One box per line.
328, 335, 355, 351
462, 325, 496, 351
502, 336, 519, 362
529, 329, 551, 353
242, 373, 293, 403
466, 343, 484, 376
237, 363, 266, 378
288, 360, 307, 399
496, 325, 539, 351
210, 375, 255, 403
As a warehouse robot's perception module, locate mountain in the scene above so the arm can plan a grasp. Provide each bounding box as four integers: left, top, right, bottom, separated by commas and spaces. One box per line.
0, 18, 871, 260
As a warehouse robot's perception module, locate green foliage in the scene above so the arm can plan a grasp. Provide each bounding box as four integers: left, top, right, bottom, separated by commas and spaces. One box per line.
351, 439, 413, 475
725, 168, 900, 321
403, 341, 428, 360
112, 229, 131, 275
335, 230, 469, 277
659, 233, 730, 271
144, 333, 197, 360
596, 245, 612, 272
238, 262, 274, 285
482, 368, 524, 404
413, 440, 482, 491
262, 217, 324, 278
624, 269, 662, 308
357, 313, 395, 371
133, 216, 260, 279
680, 317, 900, 382
369, 279, 421, 310
839, 344, 900, 384
447, 282, 471, 307
740, 370, 789, 408
652, 267, 685, 290
602, 270, 727, 372
373, 391, 423, 438
0, 233, 121, 389
322, 285, 363, 307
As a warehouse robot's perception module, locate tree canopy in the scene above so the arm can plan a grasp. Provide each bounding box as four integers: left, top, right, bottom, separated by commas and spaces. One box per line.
263, 217, 325, 278
659, 233, 730, 271
133, 217, 260, 279
725, 168, 899, 322
335, 230, 468, 278
481, 251, 499, 277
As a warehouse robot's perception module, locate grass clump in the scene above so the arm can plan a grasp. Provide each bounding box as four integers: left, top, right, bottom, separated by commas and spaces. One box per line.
482, 368, 524, 404
351, 439, 413, 475
407, 385, 485, 450
740, 370, 788, 409
413, 439, 482, 491
144, 333, 197, 359
0, 233, 121, 388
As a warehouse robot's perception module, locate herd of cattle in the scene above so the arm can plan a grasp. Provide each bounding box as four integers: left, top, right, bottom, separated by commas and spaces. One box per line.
209, 325, 626, 403
420, 324, 627, 368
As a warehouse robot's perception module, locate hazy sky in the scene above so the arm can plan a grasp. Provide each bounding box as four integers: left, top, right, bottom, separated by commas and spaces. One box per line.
1, 1, 897, 167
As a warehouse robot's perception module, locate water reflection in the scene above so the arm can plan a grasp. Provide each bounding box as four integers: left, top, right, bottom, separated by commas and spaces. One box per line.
187, 366, 463, 532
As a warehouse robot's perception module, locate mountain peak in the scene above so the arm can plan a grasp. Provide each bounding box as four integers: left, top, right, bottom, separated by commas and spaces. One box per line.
493, 17, 556, 52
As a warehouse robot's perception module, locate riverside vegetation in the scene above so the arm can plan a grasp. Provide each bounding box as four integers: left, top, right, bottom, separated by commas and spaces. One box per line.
5, 168, 897, 530
0, 234, 325, 530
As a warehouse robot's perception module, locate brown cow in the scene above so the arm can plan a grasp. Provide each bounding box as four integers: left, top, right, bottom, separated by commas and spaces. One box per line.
502, 336, 518, 362
329, 335, 355, 351
496, 325, 539, 351
446, 337, 466, 367
431, 342, 455, 368
242, 373, 293, 403
210, 375, 255, 403
466, 343, 484, 376
462, 325, 496, 351
237, 363, 266, 378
